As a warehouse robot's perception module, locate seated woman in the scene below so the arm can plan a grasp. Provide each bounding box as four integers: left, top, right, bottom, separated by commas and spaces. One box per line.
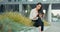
29, 2, 44, 32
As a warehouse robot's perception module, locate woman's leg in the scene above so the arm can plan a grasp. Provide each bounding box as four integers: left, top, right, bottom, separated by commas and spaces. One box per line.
41, 22, 44, 32
38, 18, 44, 32
38, 26, 41, 32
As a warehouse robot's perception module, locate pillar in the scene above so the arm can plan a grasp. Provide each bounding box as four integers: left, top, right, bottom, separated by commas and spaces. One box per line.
19, 4, 22, 14
47, 4, 52, 22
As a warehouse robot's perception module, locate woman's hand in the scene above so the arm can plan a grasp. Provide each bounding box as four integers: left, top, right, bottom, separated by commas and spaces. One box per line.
39, 13, 42, 18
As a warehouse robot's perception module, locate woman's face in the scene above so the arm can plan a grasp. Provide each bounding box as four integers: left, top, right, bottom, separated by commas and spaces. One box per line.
36, 4, 41, 10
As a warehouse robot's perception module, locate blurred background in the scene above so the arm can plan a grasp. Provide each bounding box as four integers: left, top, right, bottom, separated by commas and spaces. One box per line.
0, 0, 60, 32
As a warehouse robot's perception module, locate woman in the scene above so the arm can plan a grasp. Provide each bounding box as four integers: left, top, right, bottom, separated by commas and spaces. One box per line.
29, 3, 44, 32
38, 12, 44, 32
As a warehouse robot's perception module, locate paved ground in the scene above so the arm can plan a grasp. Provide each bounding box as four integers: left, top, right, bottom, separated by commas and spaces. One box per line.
44, 21, 60, 32
20, 20, 60, 32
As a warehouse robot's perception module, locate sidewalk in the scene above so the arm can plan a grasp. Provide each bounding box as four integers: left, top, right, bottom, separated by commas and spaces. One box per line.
20, 22, 60, 32
44, 22, 60, 32
20, 26, 50, 32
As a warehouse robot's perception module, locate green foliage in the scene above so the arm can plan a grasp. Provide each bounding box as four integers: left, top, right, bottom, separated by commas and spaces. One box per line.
0, 12, 34, 32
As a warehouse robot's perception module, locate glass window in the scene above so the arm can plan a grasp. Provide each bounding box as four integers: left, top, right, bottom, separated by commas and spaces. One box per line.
18, 0, 22, 2
14, 0, 16, 2
8, 0, 11, 2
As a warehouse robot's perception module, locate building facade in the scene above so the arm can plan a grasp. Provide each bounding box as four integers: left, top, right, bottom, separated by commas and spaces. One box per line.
0, 0, 60, 22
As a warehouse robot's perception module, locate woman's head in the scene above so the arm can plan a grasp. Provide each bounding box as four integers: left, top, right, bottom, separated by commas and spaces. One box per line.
36, 2, 42, 10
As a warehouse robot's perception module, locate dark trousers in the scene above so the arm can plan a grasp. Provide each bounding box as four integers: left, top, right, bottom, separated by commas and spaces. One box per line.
38, 18, 44, 31
41, 21, 44, 31
32, 18, 44, 31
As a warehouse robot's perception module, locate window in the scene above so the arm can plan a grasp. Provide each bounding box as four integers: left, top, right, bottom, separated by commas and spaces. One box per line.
18, 0, 22, 2
14, 0, 16, 2
8, 0, 11, 2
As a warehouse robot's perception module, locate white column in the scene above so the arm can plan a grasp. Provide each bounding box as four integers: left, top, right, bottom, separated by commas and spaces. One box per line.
19, 4, 22, 13
47, 4, 52, 22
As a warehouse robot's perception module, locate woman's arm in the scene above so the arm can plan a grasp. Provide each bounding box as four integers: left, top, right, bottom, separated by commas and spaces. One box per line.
39, 13, 43, 18
29, 10, 38, 19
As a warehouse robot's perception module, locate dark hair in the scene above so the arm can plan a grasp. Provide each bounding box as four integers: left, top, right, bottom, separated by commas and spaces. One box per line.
36, 2, 42, 6
36, 2, 43, 14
